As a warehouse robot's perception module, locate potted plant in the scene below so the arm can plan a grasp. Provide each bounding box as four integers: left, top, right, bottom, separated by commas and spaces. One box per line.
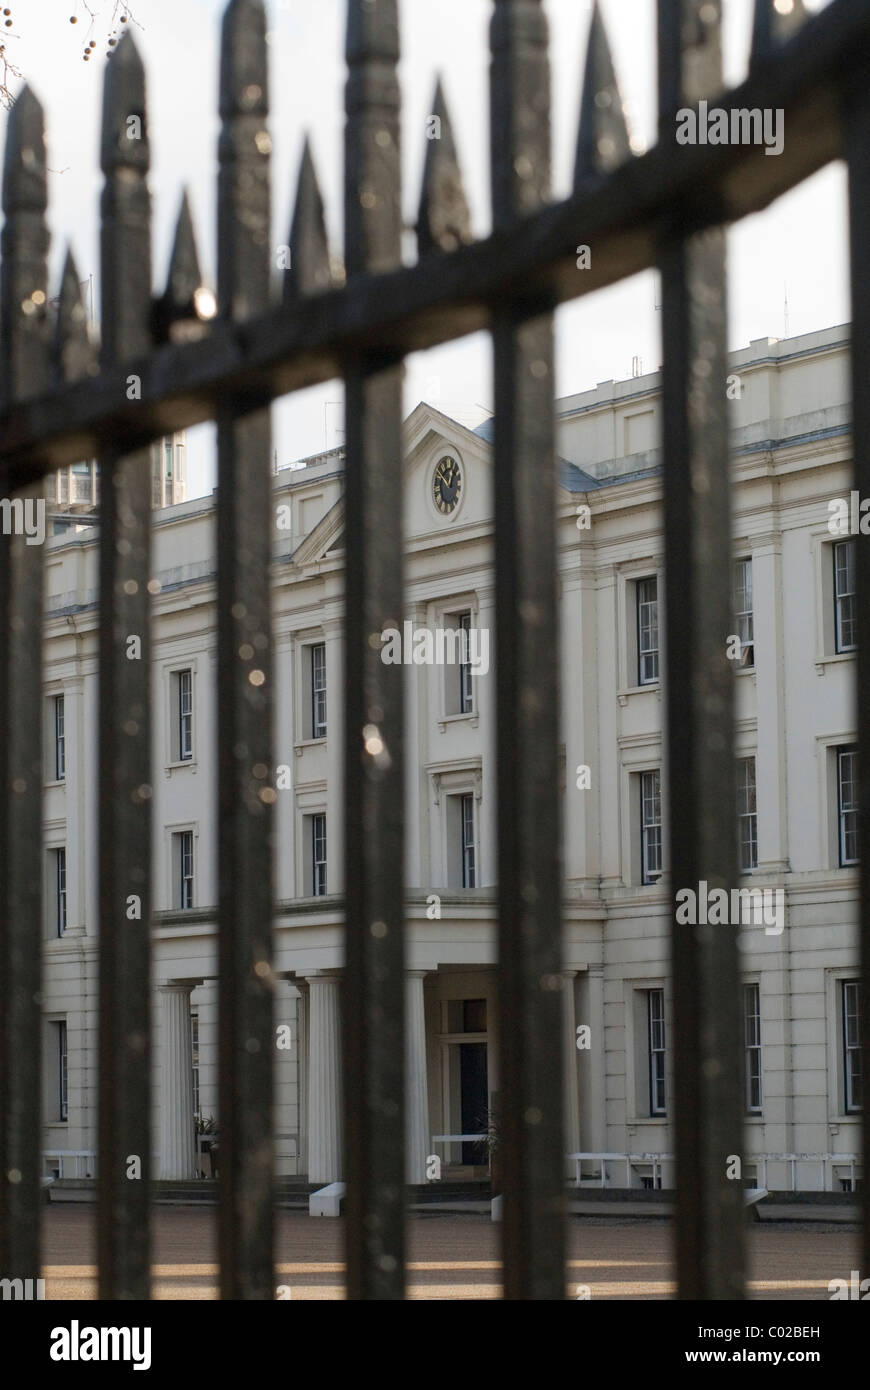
195, 1114, 218, 1178
477, 1101, 502, 1195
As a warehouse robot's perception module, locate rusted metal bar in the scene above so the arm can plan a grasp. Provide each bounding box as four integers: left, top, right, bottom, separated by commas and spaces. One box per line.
490, 0, 564, 1301
658, 0, 744, 1300
2, 0, 868, 490
96, 32, 154, 1301
216, 0, 275, 1301
342, 0, 406, 1302
0, 84, 49, 1290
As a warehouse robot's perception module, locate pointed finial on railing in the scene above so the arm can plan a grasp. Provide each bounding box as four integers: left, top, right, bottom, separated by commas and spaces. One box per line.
54, 247, 96, 382
220, 0, 268, 117
658, 0, 722, 122
750, 0, 807, 67
166, 191, 202, 304
218, 0, 270, 319
100, 29, 151, 366
346, 0, 399, 65
2, 84, 46, 215
154, 191, 216, 342
345, 0, 401, 277
417, 78, 472, 256
489, 0, 551, 226
283, 138, 333, 304
101, 31, 148, 173
1, 84, 49, 408
574, 2, 630, 184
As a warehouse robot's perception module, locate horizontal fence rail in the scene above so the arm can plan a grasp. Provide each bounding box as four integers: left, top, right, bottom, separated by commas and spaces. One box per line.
0, 0, 866, 1302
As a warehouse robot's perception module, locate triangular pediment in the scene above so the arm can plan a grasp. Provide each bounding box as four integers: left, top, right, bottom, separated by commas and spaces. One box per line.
291, 496, 344, 567
286, 402, 587, 567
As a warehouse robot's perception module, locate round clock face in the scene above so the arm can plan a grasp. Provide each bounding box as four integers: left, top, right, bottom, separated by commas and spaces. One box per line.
433, 454, 462, 515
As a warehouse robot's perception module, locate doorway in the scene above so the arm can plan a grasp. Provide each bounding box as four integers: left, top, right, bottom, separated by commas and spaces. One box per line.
460, 1041, 488, 1165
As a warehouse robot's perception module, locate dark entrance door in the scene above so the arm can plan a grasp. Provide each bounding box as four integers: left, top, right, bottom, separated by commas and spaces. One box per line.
460, 1042, 488, 1165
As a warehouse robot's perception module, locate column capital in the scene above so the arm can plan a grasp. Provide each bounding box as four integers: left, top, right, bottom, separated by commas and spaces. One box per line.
405, 968, 429, 981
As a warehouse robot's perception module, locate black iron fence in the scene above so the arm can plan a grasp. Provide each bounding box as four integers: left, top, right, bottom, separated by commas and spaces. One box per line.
0, 0, 867, 1300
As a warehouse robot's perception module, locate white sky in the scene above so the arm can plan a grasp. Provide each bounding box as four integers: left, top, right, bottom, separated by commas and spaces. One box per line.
0, 0, 846, 497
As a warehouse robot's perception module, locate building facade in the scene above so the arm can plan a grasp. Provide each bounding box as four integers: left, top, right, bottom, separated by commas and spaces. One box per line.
40, 323, 862, 1191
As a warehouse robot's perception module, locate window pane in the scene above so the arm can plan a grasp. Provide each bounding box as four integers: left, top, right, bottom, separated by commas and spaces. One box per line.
733, 559, 754, 666
738, 757, 758, 871
312, 814, 327, 895
839, 748, 859, 866
459, 612, 473, 714
641, 770, 662, 883
843, 981, 862, 1112
461, 794, 476, 888
55, 695, 66, 780
463, 999, 487, 1033
179, 670, 193, 760
648, 989, 666, 1114
191, 1014, 200, 1121
637, 577, 659, 684
311, 644, 327, 738
835, 541, 856, 652
178, 832, 194, 908
59, 1022, 68, 1121
744, 983, 762, 1112
57, 849, 67, 934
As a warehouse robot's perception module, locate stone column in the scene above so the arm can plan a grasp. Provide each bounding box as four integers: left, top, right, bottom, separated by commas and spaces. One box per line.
405, 971, 430, 1183
306, 974, 343, 1183
158, 984, 195, 1180
562, 970, 581, 1176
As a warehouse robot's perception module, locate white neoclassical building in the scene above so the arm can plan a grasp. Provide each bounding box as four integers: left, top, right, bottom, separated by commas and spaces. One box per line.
40, 321, 862, 1193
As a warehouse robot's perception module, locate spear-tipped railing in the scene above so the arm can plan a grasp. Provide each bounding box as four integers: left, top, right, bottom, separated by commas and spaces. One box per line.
0, 0, 867, 1302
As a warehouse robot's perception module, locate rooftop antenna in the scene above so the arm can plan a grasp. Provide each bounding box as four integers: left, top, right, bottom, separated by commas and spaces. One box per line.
783, 282, 790, 339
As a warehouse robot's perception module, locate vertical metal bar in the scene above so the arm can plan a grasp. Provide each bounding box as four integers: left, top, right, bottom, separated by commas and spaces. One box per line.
0, 85, 49, 1289
343, 0, 406, 1301
97, 34, 153, 1300
657, 0, 743, 1300
216, 0, 275, 1300
845, 55, 870, 1281
490, 0, 564, 1302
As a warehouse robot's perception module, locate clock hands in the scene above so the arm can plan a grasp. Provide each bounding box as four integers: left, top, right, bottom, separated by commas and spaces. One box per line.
436, 459, 459, 504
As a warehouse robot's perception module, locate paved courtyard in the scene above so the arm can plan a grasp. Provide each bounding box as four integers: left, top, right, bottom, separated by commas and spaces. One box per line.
39, 1207, 858, 1299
